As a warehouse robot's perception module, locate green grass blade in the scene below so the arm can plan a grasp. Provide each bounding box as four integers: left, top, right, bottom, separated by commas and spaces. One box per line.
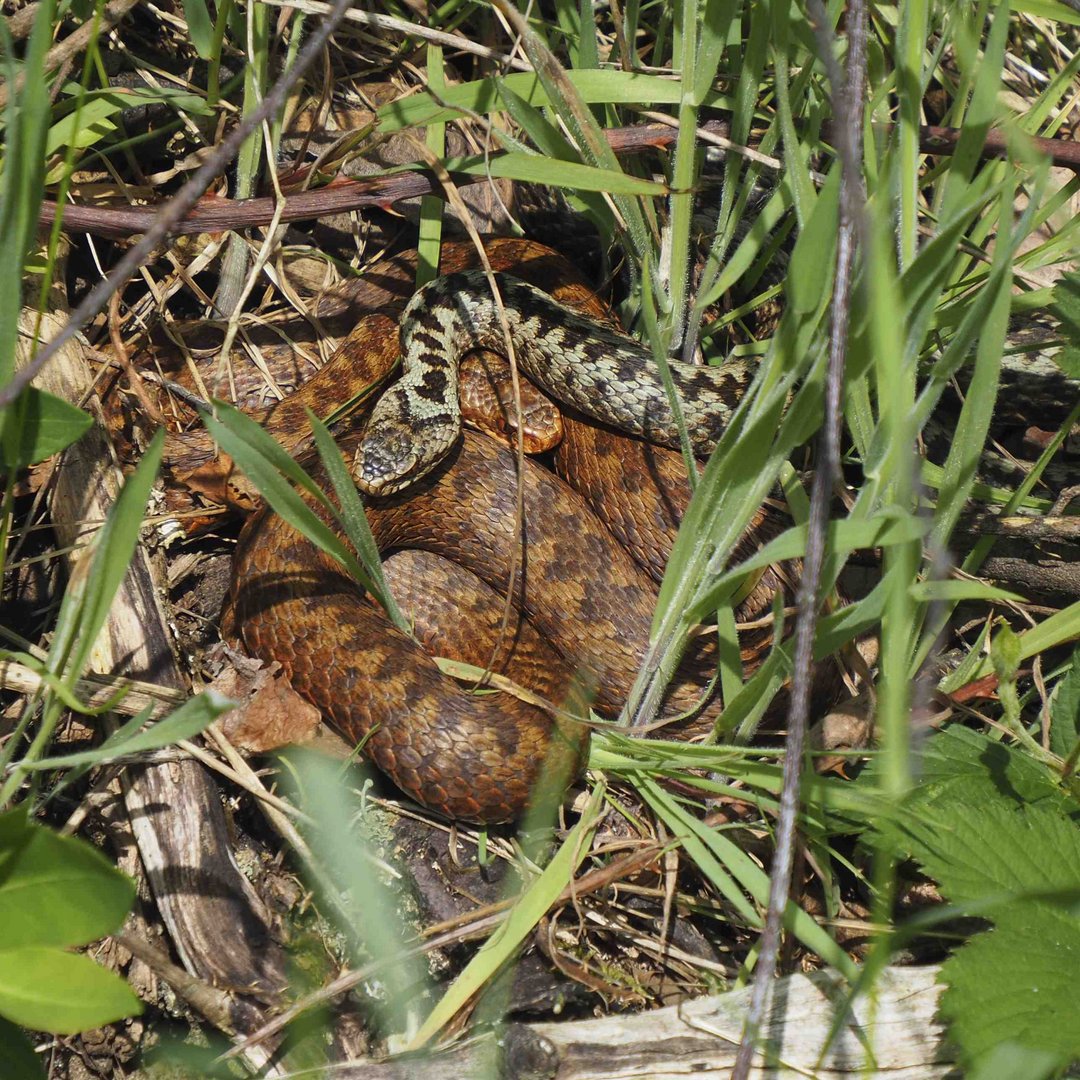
406, 787, 605, 1049
306, 410, 406, 631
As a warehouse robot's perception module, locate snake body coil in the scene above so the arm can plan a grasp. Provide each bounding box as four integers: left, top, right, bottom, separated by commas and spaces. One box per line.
232, 244, 781, 822
354, 270, 754, 494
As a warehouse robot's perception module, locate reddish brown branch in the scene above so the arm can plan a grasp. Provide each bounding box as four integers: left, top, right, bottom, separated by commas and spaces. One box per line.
36, 121, 680, 241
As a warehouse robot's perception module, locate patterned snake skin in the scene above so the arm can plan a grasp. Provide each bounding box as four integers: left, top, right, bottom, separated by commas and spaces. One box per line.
353, 270, 755, 494
232, 241, 789, 823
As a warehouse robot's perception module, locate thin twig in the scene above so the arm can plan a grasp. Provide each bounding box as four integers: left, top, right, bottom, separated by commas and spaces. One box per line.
732, 1, 868, 1075
0, 0, 356, 409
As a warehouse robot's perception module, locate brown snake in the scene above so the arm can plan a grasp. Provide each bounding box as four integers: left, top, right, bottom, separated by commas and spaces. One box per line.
230, 240, 792, 823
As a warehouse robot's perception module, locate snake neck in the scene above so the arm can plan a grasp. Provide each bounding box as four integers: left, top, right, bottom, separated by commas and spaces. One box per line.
356, 269, 754, 495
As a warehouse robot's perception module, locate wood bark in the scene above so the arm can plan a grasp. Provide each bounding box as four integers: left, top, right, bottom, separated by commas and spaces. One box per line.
16, 269, 288, 1062
311, 964, 951, 1079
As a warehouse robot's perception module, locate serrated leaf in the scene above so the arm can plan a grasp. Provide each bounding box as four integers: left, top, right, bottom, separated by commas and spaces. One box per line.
938, 904, 1080, 1066
896, 770, 1080, 1066
0, 809, 135, 949
0, 387, 93, 469
0, 1015, 44, 1079
904, 728, 1068, 815
1049, 269, 1080, 337
899, 799, 1080, 906
1052, 344, 1080, 378
0, 947, 140, 1034
1049, 647, 1080, 759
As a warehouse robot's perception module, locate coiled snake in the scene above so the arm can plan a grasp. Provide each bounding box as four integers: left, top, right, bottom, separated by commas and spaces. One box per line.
231, 241, 788, 823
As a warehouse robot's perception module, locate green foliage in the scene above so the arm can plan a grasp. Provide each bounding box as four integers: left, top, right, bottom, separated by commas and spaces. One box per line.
200, 402, 405, 629
178, 0, 215, 59
0, 810, 139, 1036
0, 386, 92, 469
3, 0, 1079, 1070
0, 0, 55, 392
0, 947, 140, 1034
891, 730, 1080, 1071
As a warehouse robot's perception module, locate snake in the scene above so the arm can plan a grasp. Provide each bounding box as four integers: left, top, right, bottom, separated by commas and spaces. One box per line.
228, 240, 793, 823
353, 270, 755, 495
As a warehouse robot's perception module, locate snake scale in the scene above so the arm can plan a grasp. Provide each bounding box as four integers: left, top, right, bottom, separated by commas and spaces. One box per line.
232, 240, 790, 823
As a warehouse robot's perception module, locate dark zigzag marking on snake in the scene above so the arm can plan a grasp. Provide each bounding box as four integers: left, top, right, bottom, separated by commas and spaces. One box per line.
355, 270, 755, 494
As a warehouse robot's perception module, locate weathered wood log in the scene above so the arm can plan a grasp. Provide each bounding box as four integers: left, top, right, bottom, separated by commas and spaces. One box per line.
17, 268, 288, 1063
300, 964, 949, 1079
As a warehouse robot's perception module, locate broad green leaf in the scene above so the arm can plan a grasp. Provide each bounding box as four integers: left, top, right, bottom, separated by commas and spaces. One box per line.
894, 727, 1068, 814
1053, 344, 1080, 379
0, 387, 92, 469
0, 1016, 43, 1080
939, 906, 1080, 1071
966, 1042, 1067, 1080
0, 809, 134, 949
0, 947, 140, 1034
1047, 270, 1080, 378
893, 733, 1080, 1066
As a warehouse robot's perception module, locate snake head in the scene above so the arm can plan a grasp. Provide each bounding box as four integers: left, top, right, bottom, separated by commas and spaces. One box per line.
354, 418, 422, 496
